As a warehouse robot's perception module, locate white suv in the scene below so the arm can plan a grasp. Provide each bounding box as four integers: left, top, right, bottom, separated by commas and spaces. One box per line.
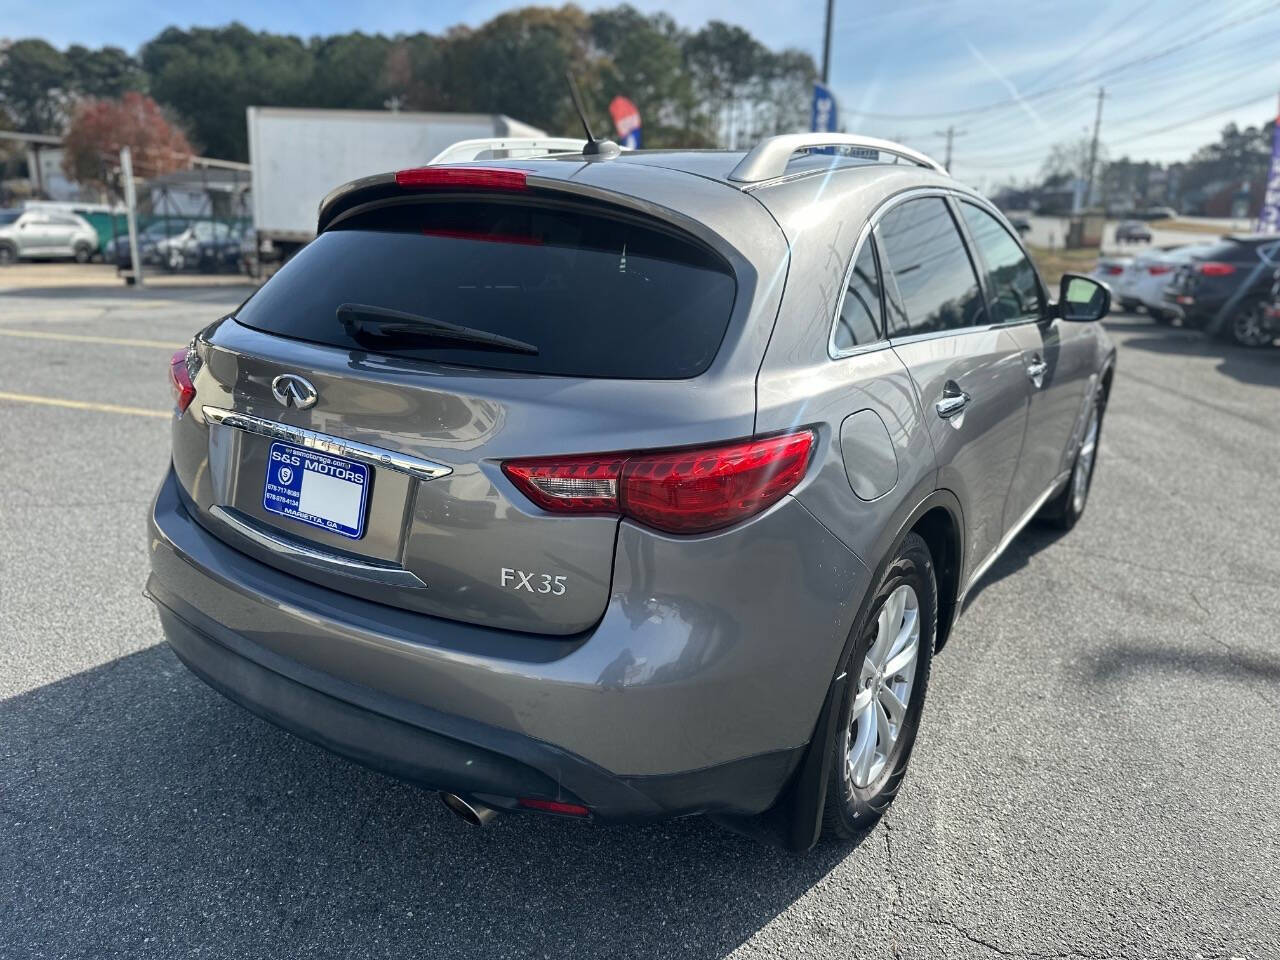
0, 209, 99, 264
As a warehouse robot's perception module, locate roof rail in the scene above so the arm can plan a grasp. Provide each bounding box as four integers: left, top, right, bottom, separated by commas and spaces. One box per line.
729, 134, 946, 183
428, 137, 588, 165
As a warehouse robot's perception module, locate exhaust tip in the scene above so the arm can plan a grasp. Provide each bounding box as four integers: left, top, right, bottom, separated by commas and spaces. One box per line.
440, 792, 498, 827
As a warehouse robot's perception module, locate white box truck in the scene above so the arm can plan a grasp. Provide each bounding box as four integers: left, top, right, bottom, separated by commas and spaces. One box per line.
245, 107, 546, 271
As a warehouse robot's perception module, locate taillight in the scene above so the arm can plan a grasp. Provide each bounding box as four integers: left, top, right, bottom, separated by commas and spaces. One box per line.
1148, 264, 1172, 275
502, 430, 816, 535
168, 344, 197, 414
395, 166, 528, 191
1102, 264, 1125, 275
1197, 261, 1236, 277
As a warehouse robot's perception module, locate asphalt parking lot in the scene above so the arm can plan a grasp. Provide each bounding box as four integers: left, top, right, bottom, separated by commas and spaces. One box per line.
2, 272, 1278, 959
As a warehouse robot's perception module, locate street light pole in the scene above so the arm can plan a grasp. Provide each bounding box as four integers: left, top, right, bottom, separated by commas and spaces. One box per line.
821, 0, 834, 84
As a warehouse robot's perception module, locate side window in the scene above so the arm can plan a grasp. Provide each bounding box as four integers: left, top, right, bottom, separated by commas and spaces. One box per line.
959, 202, 1044, 323
875, 197, 986, 335
833, 237, 883, 351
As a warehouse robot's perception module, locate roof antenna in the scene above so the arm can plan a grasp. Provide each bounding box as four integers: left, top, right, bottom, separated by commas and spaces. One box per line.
565, 72, 621, 159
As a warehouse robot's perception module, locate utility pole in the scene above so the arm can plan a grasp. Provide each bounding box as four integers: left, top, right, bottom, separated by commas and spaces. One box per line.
1084, 87, 1105, 210
934, 125, 966, 172
821, 0, 834, 84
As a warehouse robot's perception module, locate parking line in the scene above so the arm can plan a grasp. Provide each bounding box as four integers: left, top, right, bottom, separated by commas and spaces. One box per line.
0, 391, 170, 419
0, 328, 184, 350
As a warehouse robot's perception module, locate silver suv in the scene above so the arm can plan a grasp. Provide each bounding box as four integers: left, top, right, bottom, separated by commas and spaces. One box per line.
0, 208, 99, 263
147, 134, 1115, 849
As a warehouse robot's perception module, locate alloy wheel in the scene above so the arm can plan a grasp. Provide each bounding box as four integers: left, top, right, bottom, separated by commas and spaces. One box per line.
1232, 304, 1270, 348
848, 583, 920, 788
1071, 407, 1099, 515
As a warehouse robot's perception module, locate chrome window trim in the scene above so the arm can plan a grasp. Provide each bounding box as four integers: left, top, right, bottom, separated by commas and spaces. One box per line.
827, 186, 1051, 359
201, 406, 453, 482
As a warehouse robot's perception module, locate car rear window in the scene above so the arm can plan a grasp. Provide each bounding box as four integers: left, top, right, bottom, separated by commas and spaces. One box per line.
235, 199, 738, 379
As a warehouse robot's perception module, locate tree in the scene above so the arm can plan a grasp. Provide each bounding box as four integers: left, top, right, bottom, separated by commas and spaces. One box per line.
0, 39, 71, 133
1039, 135, 1106, 184
65, 45, 145, 98
141, 24, 314, 159
62, 91, 192, 185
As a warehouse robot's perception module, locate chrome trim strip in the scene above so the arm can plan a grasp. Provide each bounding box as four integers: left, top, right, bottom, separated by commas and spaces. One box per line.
729, 134, 946, 183
209, 505, 428, 589
959, 471, 1071, 601
201, 406, 453, 481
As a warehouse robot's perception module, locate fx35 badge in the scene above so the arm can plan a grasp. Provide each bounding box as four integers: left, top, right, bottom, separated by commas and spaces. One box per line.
501, 568, 567, 596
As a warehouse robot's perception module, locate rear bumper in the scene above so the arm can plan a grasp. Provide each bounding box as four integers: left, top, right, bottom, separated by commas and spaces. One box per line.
147, 466, 865, 819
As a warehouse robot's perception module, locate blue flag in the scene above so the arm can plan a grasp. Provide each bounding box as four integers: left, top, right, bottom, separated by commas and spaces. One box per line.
811, 82, 837, 133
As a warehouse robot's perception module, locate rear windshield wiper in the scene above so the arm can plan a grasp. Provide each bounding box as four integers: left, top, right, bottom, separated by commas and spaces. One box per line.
337, 303, 539, 355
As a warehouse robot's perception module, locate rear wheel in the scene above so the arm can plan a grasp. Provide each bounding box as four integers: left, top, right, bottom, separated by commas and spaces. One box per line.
1148, 308, 1173, 325
1119, 298, 1141, 313
73, 243, 92, 264
0, 242, 16, 265
1228, 301, 1272, 348
822, 532, 936, 840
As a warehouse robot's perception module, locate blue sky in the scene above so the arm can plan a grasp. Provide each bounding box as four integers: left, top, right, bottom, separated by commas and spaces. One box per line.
4, 0, 1278, 185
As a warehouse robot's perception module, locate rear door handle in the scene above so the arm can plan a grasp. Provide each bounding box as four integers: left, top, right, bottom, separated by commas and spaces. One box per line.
1026, 357, 1048, 387
935, 382, 971, 420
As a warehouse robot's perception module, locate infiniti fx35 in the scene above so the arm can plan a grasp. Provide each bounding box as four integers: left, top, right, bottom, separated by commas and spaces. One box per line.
147, 138, 1115, 849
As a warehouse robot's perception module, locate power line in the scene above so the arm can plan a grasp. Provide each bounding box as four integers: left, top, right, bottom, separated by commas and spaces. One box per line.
1109, 89, 1279, 145
842, 1, 1280, 120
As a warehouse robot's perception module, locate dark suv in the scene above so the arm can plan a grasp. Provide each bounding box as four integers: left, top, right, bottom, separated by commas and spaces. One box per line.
1166, 235, 1280, 346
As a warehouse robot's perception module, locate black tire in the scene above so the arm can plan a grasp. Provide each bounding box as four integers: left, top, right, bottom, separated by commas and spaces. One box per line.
1148, 308, 1173, 325
1226, 301, 1272, 348
1041, 389, 1104, 530
73, 243, 92, 264
822, 532, 937, 840
1119, 298, 1141, 313
0, 242, 16, 265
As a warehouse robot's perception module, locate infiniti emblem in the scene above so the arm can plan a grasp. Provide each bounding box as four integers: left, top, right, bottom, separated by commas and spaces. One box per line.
271, 374, 318, 410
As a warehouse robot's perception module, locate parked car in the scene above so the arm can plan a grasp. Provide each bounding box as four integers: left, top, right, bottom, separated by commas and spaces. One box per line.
1115, 220, 1153, 244
146, 135, 1115, 850
1008, 215, 1032, 236
104, 220, 192, 267
1091, 254, 1131, 307
1165, 234, 1280, 346
0, 208, 99, 264
190, 222, 247, 273
1125, 243, 1219, 323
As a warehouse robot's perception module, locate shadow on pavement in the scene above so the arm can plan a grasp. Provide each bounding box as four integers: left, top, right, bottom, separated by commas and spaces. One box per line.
1089, 643, 1280, 685
962, 521, 1070, 611
1, 645, 859, 959
1103, 317, 1279, 389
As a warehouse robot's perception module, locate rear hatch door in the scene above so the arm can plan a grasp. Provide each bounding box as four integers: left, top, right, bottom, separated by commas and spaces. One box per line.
174, 171, 783, 636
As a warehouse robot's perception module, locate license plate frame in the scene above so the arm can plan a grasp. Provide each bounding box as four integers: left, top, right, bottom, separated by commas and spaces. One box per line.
262, 441, 370, 540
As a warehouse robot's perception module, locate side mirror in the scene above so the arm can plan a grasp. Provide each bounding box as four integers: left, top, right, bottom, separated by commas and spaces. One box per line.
1057, 273, 1111, 322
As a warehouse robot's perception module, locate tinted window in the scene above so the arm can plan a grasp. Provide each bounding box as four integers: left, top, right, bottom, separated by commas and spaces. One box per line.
959, 202, 1043, 323
0, 211, 18, 225
235, 200, 737, 379
833, 238, 883, 351
875, 197, 985, 335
